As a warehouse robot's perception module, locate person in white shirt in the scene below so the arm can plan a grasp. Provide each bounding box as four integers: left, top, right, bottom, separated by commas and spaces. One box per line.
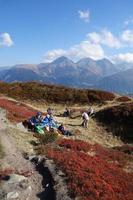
82, 112, 89, 128
88, 107, 94, 116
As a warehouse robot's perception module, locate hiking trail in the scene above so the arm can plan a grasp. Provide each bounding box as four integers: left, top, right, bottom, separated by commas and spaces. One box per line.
0, 109, 56, 200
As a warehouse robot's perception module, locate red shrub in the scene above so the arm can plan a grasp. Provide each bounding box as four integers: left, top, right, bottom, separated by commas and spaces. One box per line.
45, 139, 133, 200
0, 82, 115, 104
116, 96, 131, 102
0, 98, 38, 122
58, 139, 131, 167
88, 89, 115, 102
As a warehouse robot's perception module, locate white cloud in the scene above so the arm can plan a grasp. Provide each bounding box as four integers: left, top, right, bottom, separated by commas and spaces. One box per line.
87, 32, 101, 44
44, 29, 133, 63
112, 53, 133, 63
0, 32, 14, 47
78, 10, 90, 22
43, 49, 66, 62
121, 30, 133, 43
43, 40, 104, 62
68, 41, 104, 60
88, 30, 121, 48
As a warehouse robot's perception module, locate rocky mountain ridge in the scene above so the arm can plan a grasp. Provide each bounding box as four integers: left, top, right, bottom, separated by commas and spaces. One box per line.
0, 56, 133, 93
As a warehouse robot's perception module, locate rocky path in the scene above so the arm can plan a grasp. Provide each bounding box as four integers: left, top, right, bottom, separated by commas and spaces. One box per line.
0, 109, 54, 200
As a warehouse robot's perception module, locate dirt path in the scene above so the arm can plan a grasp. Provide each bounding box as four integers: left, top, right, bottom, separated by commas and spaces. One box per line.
0, 109, 44, 200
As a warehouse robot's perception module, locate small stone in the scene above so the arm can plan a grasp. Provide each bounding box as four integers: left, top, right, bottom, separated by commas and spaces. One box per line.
7, 191, 19, 199
8, 174, 28, 184
19, 181, 29, 189
27, 186, 32, 191
58, 170, 65, 176
46, 184, 49, 188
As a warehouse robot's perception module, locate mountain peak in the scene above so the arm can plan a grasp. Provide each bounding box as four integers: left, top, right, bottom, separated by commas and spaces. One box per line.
97, 58, 113, 65
52, 56, 74, 64
77, 57, 95, 64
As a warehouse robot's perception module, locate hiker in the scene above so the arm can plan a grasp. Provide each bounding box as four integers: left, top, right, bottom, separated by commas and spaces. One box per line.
63, 108, 70, 117
88, 106, 94, 116
40, 114, 50, 128
39, 113, 58, 130
82, 111, 89, 128
34, 114, 50, 133
58, 123, 72, 136
48, 114, 58, 129
47, 107, 54, 115
28, 112, 42, 130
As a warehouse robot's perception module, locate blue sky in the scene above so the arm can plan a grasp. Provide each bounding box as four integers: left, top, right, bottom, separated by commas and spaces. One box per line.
0, 0, 133, 66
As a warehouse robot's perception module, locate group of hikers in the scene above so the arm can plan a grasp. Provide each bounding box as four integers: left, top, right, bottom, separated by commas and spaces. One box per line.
25, 106, 94, 136
26, 107, 72, 136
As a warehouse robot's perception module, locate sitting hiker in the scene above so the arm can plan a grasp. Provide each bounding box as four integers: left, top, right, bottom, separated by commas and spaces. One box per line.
48, 114, 59, 129
58, 123, 72, 136
63, 108, 70, 117
47, 107, 54, 115
39, 114, 50, 128
28, 112, 42, 130
82, 111, 89, 128
39, 114, 58, 130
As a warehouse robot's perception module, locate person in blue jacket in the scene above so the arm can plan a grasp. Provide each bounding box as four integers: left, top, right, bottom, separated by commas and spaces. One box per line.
28, 112, 42, 130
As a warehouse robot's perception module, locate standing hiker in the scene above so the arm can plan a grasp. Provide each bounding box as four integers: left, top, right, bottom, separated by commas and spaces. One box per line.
82, 111, 89, 128
88, 106, 94, 116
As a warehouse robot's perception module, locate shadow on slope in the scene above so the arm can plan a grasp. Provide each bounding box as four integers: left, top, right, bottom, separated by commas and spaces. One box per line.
94, 102, 133, 143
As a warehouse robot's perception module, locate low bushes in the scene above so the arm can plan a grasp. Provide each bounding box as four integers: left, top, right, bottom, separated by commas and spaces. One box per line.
94, 102, 133, 142
58, 139, 131, 167
37, 132, 58, 145
0, 98, 37, 122
0, 82, 116, 105
87, 89, 115, 103
45, 139, 133, 200
116, 96, 131, 102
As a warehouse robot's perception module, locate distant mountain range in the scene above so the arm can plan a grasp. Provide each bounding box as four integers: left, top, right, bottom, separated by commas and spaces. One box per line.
0, 56, 133, 94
